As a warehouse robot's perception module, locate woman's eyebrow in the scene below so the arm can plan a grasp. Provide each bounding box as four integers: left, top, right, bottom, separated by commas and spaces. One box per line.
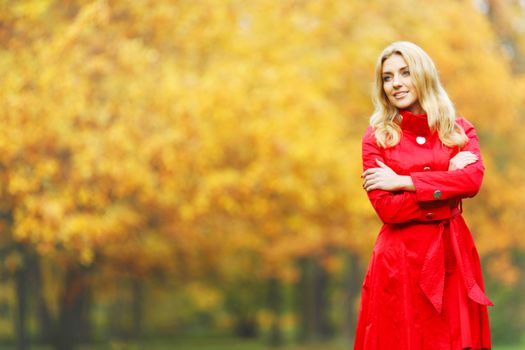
382, 65, 409, 75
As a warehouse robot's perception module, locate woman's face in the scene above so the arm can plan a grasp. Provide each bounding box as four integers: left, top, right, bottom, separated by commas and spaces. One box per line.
381, 54, 423, 114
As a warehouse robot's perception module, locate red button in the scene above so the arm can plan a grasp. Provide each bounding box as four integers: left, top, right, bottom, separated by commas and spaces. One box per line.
425, 212, 434, 220
423, 166, 431, 171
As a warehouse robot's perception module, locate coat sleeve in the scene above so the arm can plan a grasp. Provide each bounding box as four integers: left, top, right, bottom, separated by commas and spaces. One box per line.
362, 127, 453, 224
409, 118, 484, 202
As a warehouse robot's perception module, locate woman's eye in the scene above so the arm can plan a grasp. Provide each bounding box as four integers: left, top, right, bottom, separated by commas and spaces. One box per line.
402, 70, 410, 76
382, 76, 391, 82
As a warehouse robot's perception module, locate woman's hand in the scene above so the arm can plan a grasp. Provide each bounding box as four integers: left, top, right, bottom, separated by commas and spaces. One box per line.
362, 159, 414, 192
449, 151, 478, 171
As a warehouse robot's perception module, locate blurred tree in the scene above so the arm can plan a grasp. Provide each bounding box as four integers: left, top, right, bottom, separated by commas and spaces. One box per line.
0, 0, 524, 348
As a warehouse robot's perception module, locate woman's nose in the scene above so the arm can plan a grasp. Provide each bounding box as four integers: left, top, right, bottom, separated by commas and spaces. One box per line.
392, 75, 402, 87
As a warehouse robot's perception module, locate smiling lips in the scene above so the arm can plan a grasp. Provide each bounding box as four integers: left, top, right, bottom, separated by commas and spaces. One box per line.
393, 91, 409, 99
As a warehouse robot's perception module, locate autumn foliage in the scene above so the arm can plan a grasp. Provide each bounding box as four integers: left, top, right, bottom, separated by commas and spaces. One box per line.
0, 0, 524, 348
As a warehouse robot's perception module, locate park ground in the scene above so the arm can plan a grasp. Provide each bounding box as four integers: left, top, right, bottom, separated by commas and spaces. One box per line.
1, 335, 523, 350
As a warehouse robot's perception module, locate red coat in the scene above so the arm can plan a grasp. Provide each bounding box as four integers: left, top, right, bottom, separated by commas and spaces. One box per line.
354, 110, 492, 350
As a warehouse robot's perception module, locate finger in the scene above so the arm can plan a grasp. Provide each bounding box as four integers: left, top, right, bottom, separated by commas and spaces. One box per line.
457, 152, 477, 158
376, 159, 388, 168
364, 171, 380, 180
365, 182, 380, 192
364, 177, 380, 190
457, 158, 476, 164
362, 168, 380, 177
364, 173, 383, 184
457, 152, 478, 159
365, 177, 379, 186
462, 157, 478, 164
362, 168, 377, 176
459, 151, 476, 156
453, 152, 474, 159
460, 153, 478, 158
456, 155, 478, 163
457, 159, 477, 168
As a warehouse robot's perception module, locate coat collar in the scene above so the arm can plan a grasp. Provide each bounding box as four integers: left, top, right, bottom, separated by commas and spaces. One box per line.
399, 109, 431, 136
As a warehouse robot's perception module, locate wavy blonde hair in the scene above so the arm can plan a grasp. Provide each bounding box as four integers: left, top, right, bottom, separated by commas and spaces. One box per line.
370, 41, 468, 148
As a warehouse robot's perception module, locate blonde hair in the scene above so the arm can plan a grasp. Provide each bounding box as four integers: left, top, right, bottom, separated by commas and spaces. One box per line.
370, 41, 468, 148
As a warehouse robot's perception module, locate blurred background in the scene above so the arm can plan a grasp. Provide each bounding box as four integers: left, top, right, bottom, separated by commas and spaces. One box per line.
0, 0, 524, 349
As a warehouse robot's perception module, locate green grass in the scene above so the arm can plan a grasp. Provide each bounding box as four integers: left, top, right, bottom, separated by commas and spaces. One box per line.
0, 337, 523, 350
110, 334, 525, 350
496, 345, 524, 350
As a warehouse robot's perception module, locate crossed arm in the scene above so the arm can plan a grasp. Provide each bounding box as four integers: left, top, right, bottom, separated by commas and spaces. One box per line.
362, 152, 478, 192
361, 120, 484, 224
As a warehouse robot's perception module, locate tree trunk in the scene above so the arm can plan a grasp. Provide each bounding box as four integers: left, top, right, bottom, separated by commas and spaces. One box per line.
14, 245, 29, 350
31, 255, 54, 344
228, 280, 259, 338
77, 286, 92, 343
312, 256, 332, 340
295, 257, 311, 342
342, 251, 362, 343
131, 278, 143, 342
234, 314, 258, 338
267, 277, 283, 347
54, 266, 91, 350
296, 256, 332, 343
107, 294, 125, 338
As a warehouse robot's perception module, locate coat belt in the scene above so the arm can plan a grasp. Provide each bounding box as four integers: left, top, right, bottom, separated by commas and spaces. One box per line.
419, 207, 493, 313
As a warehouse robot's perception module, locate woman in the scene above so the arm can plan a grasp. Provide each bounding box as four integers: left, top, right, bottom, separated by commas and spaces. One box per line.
355, 41, 493, 350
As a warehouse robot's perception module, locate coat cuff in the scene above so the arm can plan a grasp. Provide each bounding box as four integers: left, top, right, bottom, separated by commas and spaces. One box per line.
410, 172, 446, 202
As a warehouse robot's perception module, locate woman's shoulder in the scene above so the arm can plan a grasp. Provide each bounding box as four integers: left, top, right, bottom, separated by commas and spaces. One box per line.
362, 125, 375, 140
455, 116, 477, 134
